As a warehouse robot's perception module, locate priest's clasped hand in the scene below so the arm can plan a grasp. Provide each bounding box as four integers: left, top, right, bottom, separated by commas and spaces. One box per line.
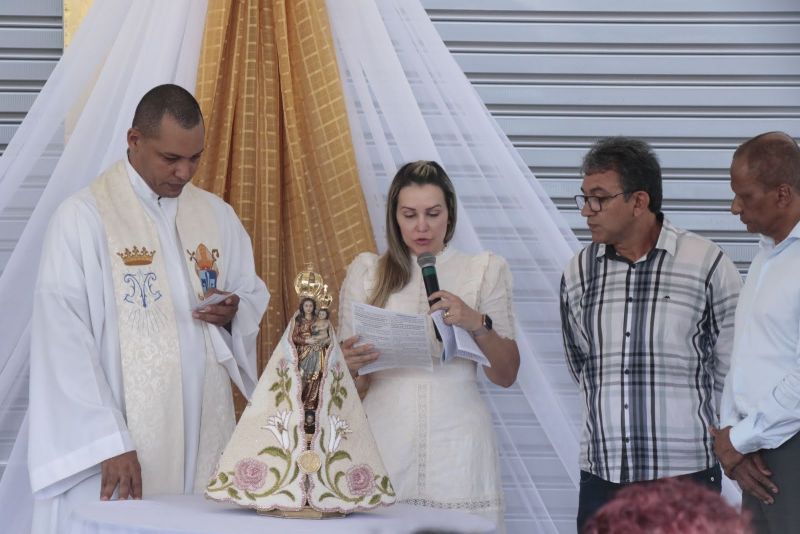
193, 288, 240, 327
100, 450, 142, 500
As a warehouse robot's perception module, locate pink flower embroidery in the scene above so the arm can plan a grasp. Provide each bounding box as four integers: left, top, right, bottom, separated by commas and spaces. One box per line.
346, 464, 375, 496
233, 458, 267, 491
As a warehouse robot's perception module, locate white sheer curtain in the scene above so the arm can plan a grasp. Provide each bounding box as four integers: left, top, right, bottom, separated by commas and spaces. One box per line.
0, 1, 583, 531
326, 1, 583, 531
0, 1, 208, 529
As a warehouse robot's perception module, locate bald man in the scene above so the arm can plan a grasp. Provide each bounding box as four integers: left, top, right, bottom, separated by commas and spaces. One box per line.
27, 84, 269, 533
713, 132, 800, 534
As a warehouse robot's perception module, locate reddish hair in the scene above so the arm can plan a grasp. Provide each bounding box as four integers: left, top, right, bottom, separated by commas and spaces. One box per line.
583, 478, 750, 534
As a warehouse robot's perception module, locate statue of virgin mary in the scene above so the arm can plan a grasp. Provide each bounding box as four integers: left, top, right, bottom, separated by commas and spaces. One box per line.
205, 265, 395, 517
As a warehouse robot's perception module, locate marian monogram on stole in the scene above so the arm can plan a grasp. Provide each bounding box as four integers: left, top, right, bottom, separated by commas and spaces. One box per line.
116, 245, 165, 333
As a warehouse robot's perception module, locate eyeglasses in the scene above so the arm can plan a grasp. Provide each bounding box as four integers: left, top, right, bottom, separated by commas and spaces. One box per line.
573, 192, 627, 212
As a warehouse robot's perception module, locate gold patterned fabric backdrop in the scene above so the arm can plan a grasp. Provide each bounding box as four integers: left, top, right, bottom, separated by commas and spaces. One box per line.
63, 0, 95, 47
194, 0, 377, 387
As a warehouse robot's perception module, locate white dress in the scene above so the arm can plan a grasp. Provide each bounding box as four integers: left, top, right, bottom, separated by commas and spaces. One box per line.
338, 247, 516, 528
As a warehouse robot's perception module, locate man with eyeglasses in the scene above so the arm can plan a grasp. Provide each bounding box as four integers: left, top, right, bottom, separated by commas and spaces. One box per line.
559, 137, 742, 531
712, 132, 800, 534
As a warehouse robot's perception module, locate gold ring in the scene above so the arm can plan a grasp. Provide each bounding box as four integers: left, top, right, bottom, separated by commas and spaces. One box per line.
444, 310, 451, 318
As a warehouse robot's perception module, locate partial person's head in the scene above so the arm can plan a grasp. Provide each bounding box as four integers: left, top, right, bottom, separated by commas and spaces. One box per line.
317, 309, 329, 320
577, 137, 662, 245
729, 131, 800, 241
385, 160, 457, 258
127, 84, 205, 198
583, 478, 751, 534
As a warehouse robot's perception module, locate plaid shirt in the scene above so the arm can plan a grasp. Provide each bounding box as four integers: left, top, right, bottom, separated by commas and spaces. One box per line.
560, 218, 741, 483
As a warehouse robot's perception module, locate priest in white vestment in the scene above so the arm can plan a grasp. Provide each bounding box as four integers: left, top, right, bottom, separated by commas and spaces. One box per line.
27, 84, 269, 533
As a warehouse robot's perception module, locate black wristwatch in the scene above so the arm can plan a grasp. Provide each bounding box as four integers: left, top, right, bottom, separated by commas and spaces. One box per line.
472, 314, 493, 337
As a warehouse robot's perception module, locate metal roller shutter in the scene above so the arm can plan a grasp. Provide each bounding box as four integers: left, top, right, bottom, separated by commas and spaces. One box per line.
0, 0, 61, 276
421, 1, 799, 531
0, 0, 61, 480
423, 0, 800, 274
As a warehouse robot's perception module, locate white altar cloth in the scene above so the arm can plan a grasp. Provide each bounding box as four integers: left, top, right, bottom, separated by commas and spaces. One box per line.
68, 494, 495, 533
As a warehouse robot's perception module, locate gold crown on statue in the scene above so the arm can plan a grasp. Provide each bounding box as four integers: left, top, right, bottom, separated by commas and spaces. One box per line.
318, 284, 333, 310
117, 246, 156, 266
294, 264, 333, 309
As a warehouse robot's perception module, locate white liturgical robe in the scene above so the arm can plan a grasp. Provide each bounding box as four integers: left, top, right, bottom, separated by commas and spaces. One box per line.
27, 160, 268, 532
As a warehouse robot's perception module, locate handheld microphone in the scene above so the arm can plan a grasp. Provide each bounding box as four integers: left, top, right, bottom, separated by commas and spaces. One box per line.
417, 252, 440, 303
417, 252, 442, 341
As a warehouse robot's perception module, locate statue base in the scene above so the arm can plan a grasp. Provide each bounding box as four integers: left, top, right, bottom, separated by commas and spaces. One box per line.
256, 464, 348, 520
257, 507, 347, 519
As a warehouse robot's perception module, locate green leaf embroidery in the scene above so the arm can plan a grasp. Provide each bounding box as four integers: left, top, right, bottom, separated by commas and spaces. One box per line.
380, 476, 389, 491
333, 396, 343, 409
292, 425, 299, 449
268, 382, 280, 392
340, 388, 348, 398
334, 471, 344, 486
277, 489, 296, 501
288, 463, 300, 484
218, 472, 229, 484
328, 450, 352, 465
275, 392, 286, 405
227, 487, 240, 499
319, 492, 335, 501
245, 490, 256, 501
258, 446, 289, 460
368, 494, 381, 505
319, 428, 327, 454
269, 467, 281, 481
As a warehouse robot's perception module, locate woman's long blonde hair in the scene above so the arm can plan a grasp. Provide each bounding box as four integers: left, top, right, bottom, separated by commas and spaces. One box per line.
369, 161, 457, 308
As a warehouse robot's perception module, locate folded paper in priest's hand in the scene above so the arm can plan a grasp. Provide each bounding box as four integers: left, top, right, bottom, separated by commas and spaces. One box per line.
192, 291, 230, 312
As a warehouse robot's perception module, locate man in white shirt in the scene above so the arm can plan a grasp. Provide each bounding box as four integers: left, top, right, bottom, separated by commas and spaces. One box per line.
28, 84, 269, 532
713, 131, 800, 534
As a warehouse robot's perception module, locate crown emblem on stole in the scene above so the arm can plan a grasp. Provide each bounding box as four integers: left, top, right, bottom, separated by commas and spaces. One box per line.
117, 246, 156, 266
294, 264, 333, 309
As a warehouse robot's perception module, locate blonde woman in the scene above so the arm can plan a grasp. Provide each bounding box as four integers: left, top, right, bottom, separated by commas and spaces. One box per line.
338, 161, 520, 529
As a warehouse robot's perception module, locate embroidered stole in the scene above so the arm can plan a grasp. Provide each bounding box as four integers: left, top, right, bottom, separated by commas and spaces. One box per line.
91, 161, 235, 495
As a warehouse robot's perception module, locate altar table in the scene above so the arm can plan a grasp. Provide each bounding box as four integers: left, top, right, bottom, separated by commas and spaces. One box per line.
69, 494, 496, 533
